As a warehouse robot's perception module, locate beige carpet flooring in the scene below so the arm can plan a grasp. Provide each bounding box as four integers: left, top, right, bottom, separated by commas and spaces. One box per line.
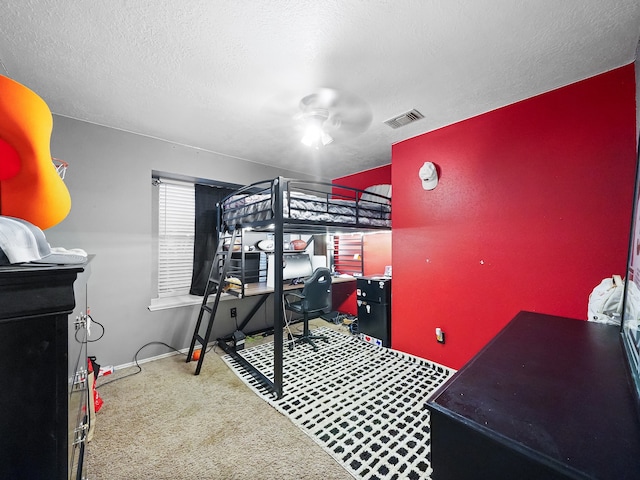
86, 319, 354, 480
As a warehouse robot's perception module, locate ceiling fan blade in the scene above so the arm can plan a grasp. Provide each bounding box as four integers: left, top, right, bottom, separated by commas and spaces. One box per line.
262, 87, 373, 143
299, 88, 340, 112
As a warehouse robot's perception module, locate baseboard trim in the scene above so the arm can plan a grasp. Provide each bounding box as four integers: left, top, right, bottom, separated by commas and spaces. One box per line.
112, 342, 217, 372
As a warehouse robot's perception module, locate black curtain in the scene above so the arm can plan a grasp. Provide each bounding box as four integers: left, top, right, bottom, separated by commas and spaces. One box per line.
189, 184, 235, 296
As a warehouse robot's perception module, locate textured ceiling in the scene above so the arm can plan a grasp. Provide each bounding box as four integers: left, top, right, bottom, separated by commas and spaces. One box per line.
1, 0, 639, 178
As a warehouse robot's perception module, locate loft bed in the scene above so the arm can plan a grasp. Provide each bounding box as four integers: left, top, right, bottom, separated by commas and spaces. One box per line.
220, 177, 391, 233
217, 176, 391, 398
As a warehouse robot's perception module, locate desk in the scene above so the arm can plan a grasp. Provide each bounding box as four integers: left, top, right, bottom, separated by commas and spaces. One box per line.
427, 311, 640, 480
226, 275, 356, 334
241, 274, 356, 297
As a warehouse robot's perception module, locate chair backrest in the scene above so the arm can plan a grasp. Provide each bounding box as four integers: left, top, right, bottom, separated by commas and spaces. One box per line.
301, 267, 332, 314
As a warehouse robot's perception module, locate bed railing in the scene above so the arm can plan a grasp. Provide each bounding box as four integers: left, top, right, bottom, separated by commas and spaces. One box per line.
218, 177, 391, 232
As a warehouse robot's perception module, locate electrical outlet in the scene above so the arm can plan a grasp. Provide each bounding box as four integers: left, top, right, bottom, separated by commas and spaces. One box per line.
74, 313, 87, 331
230, 307, 237, 318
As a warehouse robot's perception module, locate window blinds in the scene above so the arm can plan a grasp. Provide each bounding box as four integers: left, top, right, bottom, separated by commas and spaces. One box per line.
158, 181, 195, 297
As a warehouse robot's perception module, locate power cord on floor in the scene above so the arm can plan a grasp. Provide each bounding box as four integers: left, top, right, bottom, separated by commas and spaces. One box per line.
72, 310, 216, 388
96, 341, 216, 389
348, 318, 359, 335
282, 295, 296, 345
327, 313, 358, 335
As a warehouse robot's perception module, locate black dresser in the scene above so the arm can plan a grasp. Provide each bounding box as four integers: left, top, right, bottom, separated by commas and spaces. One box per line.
0, 263, 87, 480
427, 311, 640, 480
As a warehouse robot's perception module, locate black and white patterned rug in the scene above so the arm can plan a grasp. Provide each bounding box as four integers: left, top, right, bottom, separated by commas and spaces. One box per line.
222, 327, 454, 480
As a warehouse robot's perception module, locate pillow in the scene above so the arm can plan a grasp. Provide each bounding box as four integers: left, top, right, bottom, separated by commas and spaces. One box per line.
360, 184, 392, 203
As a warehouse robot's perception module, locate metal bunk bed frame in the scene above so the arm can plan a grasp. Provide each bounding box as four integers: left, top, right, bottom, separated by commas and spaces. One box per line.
188, 176, 391, 399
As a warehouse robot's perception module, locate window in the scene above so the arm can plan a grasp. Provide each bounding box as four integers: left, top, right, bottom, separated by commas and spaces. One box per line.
158, 180, 195, 297
152, 173, 241, 309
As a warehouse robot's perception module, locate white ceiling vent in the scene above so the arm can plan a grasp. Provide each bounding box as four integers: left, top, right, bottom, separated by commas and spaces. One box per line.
383, 109, 424, 129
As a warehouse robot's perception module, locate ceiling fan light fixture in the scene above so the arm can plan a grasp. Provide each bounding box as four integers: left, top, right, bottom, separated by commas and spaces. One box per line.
301, 128, 333, 149
300, 113, 333, 149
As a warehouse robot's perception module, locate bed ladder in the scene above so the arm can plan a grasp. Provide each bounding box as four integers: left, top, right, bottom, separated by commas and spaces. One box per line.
186, 227, 240, 375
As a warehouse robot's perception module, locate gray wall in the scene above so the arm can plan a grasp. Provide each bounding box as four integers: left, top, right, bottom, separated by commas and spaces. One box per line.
47, 115, 321, 367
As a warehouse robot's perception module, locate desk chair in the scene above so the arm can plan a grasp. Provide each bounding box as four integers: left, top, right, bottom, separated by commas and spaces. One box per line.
284, 267, 332, 351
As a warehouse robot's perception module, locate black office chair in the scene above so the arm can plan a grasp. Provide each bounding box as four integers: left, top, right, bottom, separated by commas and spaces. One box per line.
284, 267, 332, 351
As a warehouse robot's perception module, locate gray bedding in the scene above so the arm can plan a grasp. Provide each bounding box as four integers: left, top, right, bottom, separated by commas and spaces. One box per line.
222, 190, 391, 227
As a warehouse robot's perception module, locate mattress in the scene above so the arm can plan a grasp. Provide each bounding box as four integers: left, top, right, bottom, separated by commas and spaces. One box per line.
222, 190, 391, 227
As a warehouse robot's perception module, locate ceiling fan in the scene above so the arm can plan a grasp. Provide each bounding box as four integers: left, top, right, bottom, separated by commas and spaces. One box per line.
265, 88, 373, 149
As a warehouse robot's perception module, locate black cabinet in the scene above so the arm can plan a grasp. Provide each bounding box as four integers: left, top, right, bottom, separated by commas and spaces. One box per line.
0, 264, 85, 480
67, 263, 92, 479
427, 311, 640, 480
356, 276, 391, 347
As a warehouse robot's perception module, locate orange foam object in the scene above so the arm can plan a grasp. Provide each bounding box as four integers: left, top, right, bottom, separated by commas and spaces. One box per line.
0, 75, 71, 229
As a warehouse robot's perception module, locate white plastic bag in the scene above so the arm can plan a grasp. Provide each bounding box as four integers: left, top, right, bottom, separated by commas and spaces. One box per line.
587, 275, 624, 326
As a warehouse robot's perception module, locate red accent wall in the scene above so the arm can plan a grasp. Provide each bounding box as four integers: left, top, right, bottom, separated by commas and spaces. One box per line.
363, 232, 392, 276
333, 165, 393, 314
391, 65, 637, 369
332, 232, 393, 315
332, 283, 358, 315
334, 164, 391, 197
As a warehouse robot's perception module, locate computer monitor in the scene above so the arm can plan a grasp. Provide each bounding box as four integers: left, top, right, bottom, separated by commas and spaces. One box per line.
266, 253, 313, 287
